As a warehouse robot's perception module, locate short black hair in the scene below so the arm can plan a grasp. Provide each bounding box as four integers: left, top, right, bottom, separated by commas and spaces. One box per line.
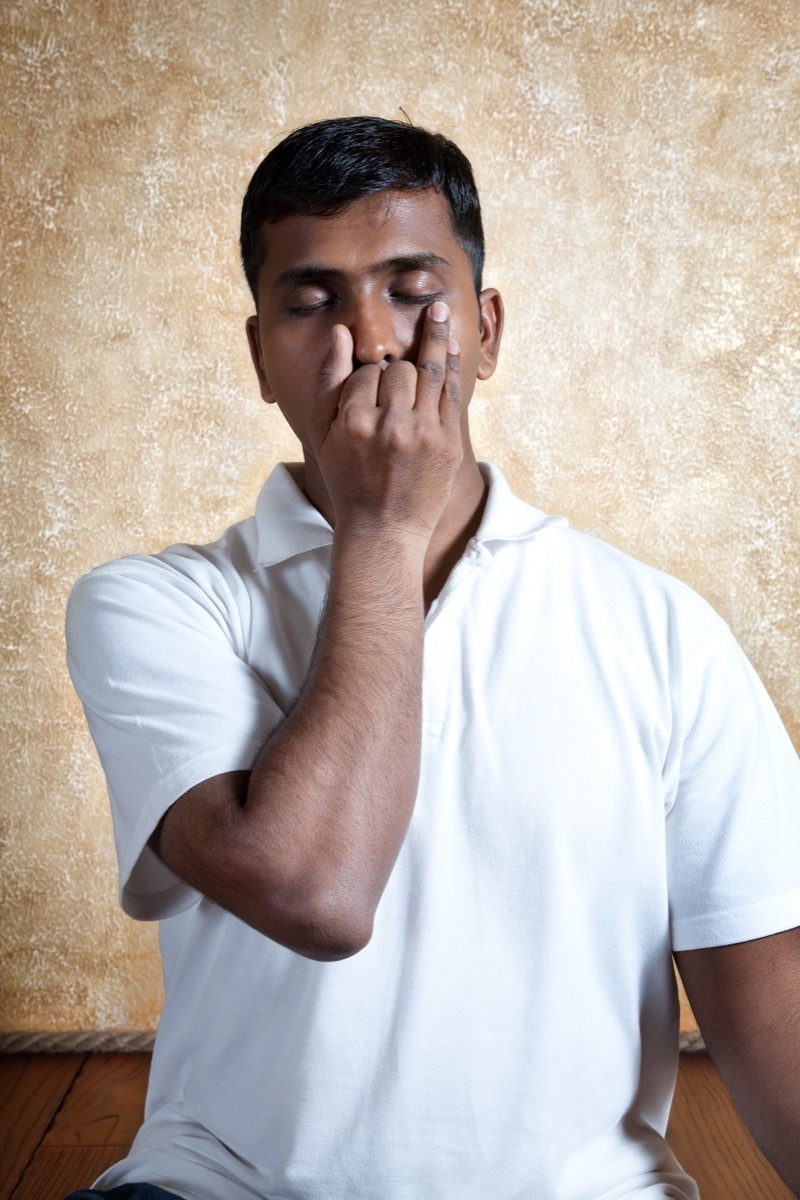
240, 115, 484, 305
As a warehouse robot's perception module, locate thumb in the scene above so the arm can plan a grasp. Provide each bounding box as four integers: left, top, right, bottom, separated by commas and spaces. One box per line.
321, 323, 353, 393
309, 325, 353, 447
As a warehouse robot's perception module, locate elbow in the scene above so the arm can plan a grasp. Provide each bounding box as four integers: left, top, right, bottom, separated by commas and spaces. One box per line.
292, 922, 373, 962
253, 883, 375, 961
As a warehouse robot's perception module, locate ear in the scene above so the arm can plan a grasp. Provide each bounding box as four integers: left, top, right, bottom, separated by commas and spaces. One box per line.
245, 315, 276, 405
476, 289, 504, 381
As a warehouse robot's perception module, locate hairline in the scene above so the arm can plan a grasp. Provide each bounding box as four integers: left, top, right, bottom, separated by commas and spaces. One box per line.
251, 185, 482, 308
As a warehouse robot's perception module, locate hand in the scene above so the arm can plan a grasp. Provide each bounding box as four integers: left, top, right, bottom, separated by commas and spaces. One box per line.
308, 301, 463, 545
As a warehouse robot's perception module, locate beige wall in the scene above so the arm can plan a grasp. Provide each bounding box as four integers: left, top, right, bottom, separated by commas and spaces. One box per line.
1, 0, 798, 1039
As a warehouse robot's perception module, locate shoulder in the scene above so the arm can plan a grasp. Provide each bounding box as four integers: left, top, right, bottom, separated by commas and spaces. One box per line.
483, 463, 721, 631
69, 512, 258, 614
480, 463, 731, 679
66, 462, 317, 627
511, 514, 729, 671
66, 514, 261, 685
565, 526, 720, 623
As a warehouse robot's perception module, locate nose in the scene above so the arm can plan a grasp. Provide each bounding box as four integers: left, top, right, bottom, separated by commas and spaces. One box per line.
345, 294, 401, 368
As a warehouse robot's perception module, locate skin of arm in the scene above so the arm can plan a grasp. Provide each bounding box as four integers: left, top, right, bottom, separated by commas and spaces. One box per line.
152, 302, 465, 961
675, 927, 800, 1196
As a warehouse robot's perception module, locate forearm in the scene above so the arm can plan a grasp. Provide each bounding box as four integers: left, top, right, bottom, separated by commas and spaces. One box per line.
243, 529, 427, 950
676, 932, 800, 1197
710, 1007, 800, 1196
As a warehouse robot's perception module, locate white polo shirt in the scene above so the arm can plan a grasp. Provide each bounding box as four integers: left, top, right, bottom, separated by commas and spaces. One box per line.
66, 462, 800, 1200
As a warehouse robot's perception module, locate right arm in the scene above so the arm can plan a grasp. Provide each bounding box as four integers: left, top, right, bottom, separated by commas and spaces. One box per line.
152, 304, 462, 959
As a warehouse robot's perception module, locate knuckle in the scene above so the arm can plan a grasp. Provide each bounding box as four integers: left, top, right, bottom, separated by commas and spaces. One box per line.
384, 429, 408, 453
417, 358, 445, 384
379, 413, 412, 450
385, 360, 415, 382
379, 408, 403, 432
341, 407, 373, 439
425, 320, 449, 343
380, 364, 416, 404
414, 422, 436, 446
442, 378, 461, 407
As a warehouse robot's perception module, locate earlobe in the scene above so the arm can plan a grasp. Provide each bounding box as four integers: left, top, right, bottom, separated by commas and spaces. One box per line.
245, 315, 277, 405
476, 289, 504, 381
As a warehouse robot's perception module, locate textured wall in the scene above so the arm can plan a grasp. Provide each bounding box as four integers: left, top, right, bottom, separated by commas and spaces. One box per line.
1, 0, 798, 1038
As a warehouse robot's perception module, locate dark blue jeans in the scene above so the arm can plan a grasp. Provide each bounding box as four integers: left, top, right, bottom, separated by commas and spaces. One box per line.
65, 1187, 184, 1200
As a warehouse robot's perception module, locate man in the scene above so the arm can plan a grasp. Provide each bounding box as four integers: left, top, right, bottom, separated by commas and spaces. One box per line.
66, 116, 800, 1200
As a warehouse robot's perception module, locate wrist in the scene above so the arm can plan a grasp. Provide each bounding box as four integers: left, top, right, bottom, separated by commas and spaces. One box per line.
332, 517, 430, 568
327, 528, 426, 624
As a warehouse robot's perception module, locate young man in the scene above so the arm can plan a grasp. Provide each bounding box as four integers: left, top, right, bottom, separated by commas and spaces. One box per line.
66, 116, 800, 1200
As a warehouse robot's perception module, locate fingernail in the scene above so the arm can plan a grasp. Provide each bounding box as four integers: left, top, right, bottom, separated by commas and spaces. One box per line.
431, 301, 448, 322
448, 337, 460, 355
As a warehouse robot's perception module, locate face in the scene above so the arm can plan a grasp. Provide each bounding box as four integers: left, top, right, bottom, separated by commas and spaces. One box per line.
246, 188, 503, 464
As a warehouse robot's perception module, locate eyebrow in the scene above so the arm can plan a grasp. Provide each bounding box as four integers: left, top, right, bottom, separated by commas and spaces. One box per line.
271, 253, 453, 290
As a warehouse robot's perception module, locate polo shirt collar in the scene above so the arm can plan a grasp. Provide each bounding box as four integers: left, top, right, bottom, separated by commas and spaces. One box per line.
255, 461, 563, 568
474, 462, 566, 545
255, 464, 333, 567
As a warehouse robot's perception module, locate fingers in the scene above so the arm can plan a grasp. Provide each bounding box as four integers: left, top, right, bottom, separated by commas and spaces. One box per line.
347, 300, 460, 419
441, 331, 461, 426
311, 300, 462, 536
414, 301, 461, 421
315, 301, 461, 442
310, 325, 354, 443
319, 324, 354, 396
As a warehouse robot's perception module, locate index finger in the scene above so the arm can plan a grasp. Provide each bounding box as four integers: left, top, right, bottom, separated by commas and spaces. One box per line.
414, 300, 454, 417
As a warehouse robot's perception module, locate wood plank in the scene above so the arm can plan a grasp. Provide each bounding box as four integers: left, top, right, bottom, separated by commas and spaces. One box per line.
43, 1054, 150, 1148
2, 1051, 793, 1199
0, 1054, 85, 1200
10, 1145, 127, 1200
667, 1054, 793, 1200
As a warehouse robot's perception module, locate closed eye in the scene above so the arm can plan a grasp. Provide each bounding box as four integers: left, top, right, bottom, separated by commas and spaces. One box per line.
285, 287, 334, 315
286, 291, 441, 315
388, 268, 443, 307
391, 292, 440, 306
285, 299, 333, 315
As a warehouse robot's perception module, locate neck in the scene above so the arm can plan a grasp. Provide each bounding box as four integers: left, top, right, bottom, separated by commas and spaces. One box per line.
421, 449, 487, 606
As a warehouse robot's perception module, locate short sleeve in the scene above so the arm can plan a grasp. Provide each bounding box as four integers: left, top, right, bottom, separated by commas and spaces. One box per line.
666, 620, 800, 951
66, 556, 284, 920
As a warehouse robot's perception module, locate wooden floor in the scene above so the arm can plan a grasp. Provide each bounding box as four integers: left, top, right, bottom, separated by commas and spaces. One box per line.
0, 1052, 792, 1199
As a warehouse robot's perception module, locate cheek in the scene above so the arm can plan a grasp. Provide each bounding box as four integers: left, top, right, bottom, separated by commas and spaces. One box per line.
450, 317, 481, 373
261, 335, 311, 388
401, 309, 428, 360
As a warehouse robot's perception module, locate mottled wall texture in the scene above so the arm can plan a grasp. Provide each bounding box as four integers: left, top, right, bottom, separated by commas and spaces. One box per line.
1, 0, 798, 1041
